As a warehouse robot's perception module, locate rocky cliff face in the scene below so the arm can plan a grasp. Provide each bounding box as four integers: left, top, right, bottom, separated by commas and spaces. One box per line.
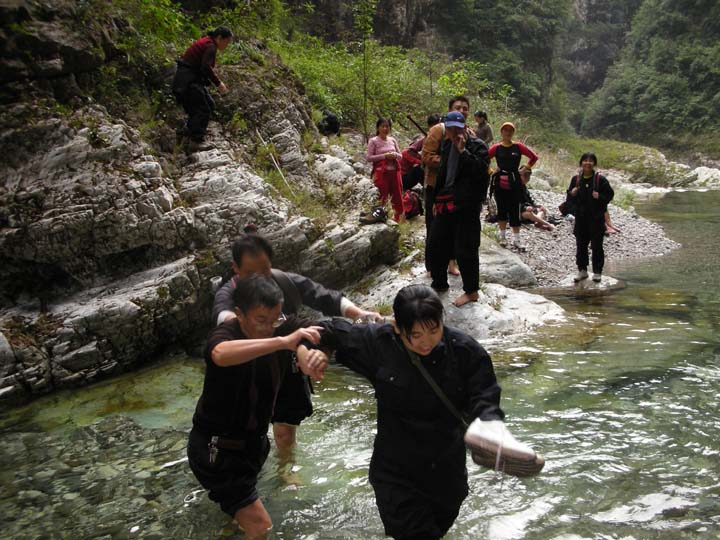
285, 0, 435, 48
0, 1, 399, 406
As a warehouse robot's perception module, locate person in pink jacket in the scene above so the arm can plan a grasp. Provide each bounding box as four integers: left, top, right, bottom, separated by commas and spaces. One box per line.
366, 117, 405, 222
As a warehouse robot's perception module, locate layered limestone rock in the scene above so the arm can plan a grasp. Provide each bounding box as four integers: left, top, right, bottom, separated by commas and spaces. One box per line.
0, 101, 399, 405
0, 3, 400, 406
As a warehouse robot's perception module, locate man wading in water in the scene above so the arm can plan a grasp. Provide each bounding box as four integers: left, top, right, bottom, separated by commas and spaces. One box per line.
212, 226, 380, 459
188, 275, 327, 538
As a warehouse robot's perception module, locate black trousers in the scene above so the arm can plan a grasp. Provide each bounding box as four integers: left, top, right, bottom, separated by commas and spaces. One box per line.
575, 233, 605, 273
494, 187, 522, 227
424, 187, 435, 271
180, 82, 215, 140
428, 205, 481, 293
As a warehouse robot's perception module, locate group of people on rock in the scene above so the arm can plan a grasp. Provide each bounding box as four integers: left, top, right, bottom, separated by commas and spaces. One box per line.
365, 95, 616, 289
171, 27, 616, 286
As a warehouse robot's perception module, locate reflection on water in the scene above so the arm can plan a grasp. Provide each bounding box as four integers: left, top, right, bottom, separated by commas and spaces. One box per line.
1, 191, 719, 539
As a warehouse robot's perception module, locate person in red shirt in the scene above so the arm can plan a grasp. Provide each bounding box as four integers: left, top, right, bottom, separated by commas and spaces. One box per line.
488, 122, 538, 250
172, 26, 232, 143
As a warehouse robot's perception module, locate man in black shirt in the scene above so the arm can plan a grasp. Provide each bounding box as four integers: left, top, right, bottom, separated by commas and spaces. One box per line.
188, 275, 325, 537
212, 228, 381, 454
425, 111, 490, 307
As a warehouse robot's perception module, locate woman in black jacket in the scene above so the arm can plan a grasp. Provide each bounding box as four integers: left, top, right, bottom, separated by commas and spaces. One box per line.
297, 285, 543, 540
567, 152, 614, 282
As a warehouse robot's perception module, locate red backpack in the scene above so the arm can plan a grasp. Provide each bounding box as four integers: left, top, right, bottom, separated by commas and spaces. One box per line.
402, 189, 424, 218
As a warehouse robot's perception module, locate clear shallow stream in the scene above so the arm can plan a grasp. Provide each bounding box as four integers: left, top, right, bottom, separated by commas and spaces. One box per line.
1, 190, 718, 540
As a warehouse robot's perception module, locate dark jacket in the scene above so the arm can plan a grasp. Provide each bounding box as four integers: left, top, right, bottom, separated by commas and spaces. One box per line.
568, 172, 614, 238
193, 320, 292, 438
318, 319, 504, 476
435, 135, 490, 208
172, 36, 220, 99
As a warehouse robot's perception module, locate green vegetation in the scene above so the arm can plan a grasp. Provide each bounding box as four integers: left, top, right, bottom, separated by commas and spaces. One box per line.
64, 0, 716, 178
583, 0, 720, 155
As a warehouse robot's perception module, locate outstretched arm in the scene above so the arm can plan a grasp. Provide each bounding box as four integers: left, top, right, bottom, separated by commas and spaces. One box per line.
211, 326, 323, 367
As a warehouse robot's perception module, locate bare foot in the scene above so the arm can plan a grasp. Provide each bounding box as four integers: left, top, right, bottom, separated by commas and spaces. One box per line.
452, 291, 479, 307
448, 260, 460, 276
605, 223, 620, 234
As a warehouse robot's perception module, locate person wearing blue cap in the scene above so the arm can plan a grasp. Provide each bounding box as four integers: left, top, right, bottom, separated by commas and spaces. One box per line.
426, 110, 490, 306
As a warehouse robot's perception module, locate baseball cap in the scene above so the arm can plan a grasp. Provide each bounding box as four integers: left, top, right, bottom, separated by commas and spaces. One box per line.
445, 111, 465, 128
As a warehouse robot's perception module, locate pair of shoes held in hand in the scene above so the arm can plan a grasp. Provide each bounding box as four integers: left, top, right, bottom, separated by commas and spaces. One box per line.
464, 419, 545, 477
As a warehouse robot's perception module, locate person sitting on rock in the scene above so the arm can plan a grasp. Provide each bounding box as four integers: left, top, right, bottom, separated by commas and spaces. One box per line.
568, 152, 614, 283
519, 169, 555, 231
172, 26, 232, 143
212, 225, 381, 457
188, 274, 327, 538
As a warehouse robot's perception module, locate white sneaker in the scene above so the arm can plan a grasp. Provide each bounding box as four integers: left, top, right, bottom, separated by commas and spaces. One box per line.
464, 419, 544, 477
498, 234, 508, 247
513, 238, 526, 251
574, 269, 588, 281
592, 273, 602, 282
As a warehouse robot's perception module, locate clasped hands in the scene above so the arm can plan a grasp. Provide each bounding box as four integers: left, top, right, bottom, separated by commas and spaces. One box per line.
277, 326, 329, 381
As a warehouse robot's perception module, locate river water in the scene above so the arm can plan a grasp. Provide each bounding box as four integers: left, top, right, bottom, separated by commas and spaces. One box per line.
1, 190, 718, 540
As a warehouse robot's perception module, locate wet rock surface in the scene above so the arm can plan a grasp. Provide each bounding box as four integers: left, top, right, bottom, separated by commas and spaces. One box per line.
0, 415, 209, 540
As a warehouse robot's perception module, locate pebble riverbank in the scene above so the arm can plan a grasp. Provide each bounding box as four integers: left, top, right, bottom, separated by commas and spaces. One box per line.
483, 189, 681, 287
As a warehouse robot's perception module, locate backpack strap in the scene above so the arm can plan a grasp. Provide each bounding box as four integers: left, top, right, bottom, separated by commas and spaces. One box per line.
271, 269, 302, 315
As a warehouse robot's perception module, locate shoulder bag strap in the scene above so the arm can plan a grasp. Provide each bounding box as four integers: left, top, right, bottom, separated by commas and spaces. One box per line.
403, 341, 468, 428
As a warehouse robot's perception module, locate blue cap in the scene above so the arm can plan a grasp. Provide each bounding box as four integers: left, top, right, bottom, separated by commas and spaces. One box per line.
444, 111, 465, 128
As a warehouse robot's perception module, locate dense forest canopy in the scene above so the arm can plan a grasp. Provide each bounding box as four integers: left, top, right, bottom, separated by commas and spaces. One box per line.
583, 0, 720, 152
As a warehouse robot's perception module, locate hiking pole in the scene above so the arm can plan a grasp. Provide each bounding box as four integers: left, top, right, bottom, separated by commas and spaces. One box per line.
406, 114, 427, 136
255, 129, 296, 198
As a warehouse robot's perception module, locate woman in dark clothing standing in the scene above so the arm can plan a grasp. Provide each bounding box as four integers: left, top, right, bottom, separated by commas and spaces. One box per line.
172, 26, 232, 142
568, 152, 614, 283
297, 285, 542, 540
488, 122, 538, 249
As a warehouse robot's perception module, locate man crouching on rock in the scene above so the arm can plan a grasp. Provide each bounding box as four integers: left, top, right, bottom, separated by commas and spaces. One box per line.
187, 275, 327, 538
